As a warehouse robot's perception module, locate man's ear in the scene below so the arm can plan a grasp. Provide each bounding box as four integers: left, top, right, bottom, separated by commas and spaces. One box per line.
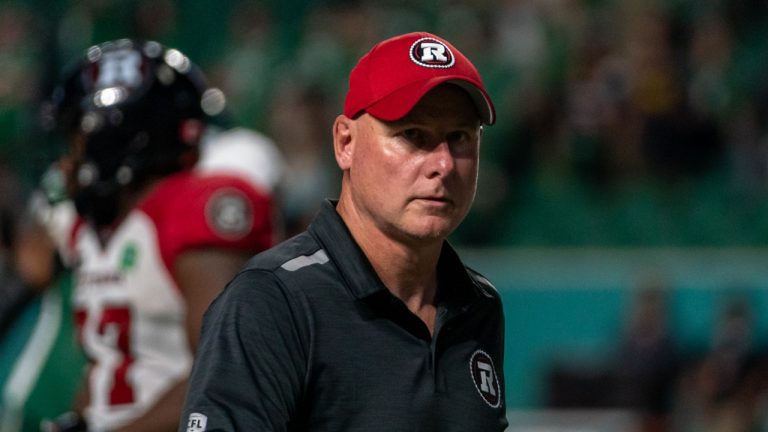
333, 114, 354, 170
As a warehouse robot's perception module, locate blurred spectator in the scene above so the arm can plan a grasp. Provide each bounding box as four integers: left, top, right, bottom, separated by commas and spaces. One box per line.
267, 79, 339, 236
546, 274, 678, 432
494, 0, 548, 73
54, 0, 135, 62
671, 297, 768, 432
710, 299, 755, 399
610, 278, 678, 432
132, 0, 178, 43
0, 3, 44, 177
211, 3, 276, 130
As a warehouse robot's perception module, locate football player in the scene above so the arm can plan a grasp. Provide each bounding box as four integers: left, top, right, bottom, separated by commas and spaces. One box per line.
37, 39, 277, 432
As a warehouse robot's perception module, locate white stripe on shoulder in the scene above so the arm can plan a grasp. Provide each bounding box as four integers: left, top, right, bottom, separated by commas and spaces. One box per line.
472, 273, 498, 298
280, 249, 329, 272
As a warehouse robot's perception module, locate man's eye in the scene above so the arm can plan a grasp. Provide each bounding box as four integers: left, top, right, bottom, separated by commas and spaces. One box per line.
402, 128, 422, 141
447, 131, 469, 143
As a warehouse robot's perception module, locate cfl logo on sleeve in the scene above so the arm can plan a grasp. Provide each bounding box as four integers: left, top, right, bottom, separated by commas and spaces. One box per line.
470, 350, 501, 408
186, 413, 208, 432
410, 38, 455, 68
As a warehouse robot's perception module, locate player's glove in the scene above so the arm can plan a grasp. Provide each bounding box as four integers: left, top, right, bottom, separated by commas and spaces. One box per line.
25, 163, 77, 268
28, 163, 69, 227
40, 411, 88, 432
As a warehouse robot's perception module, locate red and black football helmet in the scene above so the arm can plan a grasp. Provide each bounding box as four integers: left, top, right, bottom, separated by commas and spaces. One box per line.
41, 39, 227, 227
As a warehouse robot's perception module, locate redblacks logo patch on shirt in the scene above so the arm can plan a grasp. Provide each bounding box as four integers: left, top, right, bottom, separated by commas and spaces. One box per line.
204, 188, 253, 239
470, 350, 501, 408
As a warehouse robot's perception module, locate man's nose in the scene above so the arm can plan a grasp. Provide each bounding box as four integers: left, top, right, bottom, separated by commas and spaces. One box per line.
427, 140, 455, 178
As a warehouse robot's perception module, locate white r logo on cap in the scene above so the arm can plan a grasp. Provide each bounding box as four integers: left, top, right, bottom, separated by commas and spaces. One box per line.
410, 38, 455, 68
420, 42, 448, 62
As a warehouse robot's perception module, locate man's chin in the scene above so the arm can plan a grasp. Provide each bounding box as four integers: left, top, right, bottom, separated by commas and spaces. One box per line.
403, 218, 458, 242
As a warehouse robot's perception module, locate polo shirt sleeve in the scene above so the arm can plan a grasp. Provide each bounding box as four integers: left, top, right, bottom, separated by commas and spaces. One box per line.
180, 269, 308, 431
494, 297, 508, 417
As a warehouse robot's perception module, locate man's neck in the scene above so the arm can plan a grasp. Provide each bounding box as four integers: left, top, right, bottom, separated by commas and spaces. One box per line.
336, 198, 443, 331
359, 226, 441, 334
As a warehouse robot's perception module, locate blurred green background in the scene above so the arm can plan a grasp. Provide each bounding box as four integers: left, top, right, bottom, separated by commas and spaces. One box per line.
4, 0, 768, 246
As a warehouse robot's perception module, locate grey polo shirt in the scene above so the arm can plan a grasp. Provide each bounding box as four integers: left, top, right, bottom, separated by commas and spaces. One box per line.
180, 200, 508, 431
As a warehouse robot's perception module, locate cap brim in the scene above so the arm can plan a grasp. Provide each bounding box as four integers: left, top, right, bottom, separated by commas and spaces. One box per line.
365, 76, 495, 125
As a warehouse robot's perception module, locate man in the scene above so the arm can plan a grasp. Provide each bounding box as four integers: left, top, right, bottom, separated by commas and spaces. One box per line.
36, 39, 278, 431
180, 32, 507, 431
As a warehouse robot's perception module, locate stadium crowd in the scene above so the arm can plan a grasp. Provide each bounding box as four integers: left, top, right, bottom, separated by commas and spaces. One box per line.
3, 0, 768, 245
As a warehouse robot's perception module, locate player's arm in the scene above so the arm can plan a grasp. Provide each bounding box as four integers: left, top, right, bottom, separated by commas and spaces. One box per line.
110, 248, 253, 432
114, 177, 275, 432
14, 221, 58, 290
176, 248, 254, 351
16, 161, 77, 291
0, 221, 55, 338
179, 269, 309, 431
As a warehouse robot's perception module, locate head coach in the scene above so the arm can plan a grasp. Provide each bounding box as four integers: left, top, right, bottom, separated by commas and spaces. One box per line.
179, 31, 507, 432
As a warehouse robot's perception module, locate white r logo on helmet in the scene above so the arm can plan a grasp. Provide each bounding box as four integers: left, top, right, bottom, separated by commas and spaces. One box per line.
95, 49, 144, 89
410, 38, 455, 68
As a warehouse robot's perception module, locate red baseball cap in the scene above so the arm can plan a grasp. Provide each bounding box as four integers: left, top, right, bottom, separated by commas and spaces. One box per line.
344, 32, 496, 125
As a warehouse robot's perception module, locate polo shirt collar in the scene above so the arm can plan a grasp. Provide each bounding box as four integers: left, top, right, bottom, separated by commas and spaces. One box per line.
308, 200, 483, 305
308, 200, 387, 299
